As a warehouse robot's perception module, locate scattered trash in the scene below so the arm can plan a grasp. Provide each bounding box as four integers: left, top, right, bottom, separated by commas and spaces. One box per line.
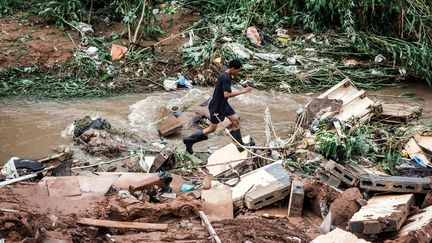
246, 26, 261, 47
1, 157, 20, 179
374, 54, 386, 63
223, 42, 252, 59
111, 44, 127, 61
181, 184, 194, 192
177, 75, 193, 88
254, 52, 283, 62
163, 77, 178, 91
77, 22, 94, 35
85, 46, 98, 59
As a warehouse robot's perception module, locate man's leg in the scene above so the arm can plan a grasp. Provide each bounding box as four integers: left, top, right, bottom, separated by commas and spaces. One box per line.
227, 114, 245, 151
183, 123, 218, 154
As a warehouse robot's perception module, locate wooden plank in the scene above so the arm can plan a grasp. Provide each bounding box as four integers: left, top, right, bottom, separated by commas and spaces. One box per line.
0, 172, 40, 187
414, 134, 432, 154
317, 78, 351, 99
38, 152, 66, 163
78, 218, 168, 231
202, 188, 234, 220
336, 95, 374, 122
339, 89, 366, 105
349, 194, 414, 234
157, 114, 183, 137
312, 228, 370, 243
405, 138, 431, 166
206, 136, 250, 176
199, 211, 222, 243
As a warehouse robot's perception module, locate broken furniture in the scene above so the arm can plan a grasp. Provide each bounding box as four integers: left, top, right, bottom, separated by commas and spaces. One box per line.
150, 143, 177, 172
375, 103, 422, 123
316, 78, 376, 122
405, 138, 432, 167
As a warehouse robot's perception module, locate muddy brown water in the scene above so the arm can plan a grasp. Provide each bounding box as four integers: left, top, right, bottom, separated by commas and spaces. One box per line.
1, 84, 431, 165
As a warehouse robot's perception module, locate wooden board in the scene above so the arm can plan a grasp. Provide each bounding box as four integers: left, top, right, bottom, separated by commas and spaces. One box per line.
405, 138, 432, 166
206, 136, 250, 176
157, 114, 183, 137
311, 228, 370, 243
46, 176, 82, 197
96, 172, 187, 193
317, 79, 374, 122
414, 134, 432, 154
201, 188, 234, 220
78, 218, 168, 231
335, 95, 374, 122
77, 175, 119, 196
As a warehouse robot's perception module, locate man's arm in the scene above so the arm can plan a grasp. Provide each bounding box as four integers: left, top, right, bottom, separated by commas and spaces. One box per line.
224, 87, 253, 99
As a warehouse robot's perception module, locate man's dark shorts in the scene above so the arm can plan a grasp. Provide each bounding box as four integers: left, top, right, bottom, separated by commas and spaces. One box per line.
209, 103, 235, 124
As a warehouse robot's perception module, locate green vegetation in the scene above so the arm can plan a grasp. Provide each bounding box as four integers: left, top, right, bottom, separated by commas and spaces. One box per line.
0, 0, 431, 99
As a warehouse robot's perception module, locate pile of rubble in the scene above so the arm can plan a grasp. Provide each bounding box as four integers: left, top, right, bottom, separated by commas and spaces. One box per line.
1, 79, 432, 242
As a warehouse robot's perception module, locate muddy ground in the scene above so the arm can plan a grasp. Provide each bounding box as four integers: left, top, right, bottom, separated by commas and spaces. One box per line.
0, 181, 323, 242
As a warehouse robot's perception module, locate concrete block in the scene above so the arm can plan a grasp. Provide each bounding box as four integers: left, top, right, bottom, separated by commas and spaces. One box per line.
359, 175, 432, 194
287, 179, 304, 217
244, 180, 291, 210
222, 161, 290, 209
319, 171, 342, 188
324, 160, 358, 186
386, 205, 432, 243
349, 194, 414, 234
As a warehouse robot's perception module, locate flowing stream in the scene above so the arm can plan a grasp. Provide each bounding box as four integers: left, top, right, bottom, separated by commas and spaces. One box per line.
1, 84, 431, 165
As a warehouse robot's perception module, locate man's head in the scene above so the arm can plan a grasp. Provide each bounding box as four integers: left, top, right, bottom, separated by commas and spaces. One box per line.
227, 59, 242, 76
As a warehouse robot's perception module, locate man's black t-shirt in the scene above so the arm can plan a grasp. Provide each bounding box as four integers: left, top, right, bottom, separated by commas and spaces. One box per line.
208, 71, 235, 123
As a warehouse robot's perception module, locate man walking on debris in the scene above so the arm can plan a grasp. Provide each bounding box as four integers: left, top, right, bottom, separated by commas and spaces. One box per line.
183, 59, 254, 154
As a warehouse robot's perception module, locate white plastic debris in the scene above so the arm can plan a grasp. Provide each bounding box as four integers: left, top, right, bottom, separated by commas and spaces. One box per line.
1, 157, 20, 179
163, 78, 178, 91
371, 69, 383, 76
223, 43, 252, 59
86, 46, 99, 58
279, 82, 291, 93
221, 36, 233, 42
77, 22, 94, 35
275, 28, 288, 37
374, 54, 386, 63
183, 30, 195, 48
275, 65, 299, 74
139, 156, 155, 173
254, 53, 283, 62
287, 57, 297, 65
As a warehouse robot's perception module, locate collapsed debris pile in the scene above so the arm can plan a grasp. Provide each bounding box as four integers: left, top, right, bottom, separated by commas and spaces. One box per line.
1, 79, 432, 242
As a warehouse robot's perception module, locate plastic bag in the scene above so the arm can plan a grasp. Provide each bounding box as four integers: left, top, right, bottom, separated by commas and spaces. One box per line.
246, 26, 261, 47
111, 44, 127, 61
